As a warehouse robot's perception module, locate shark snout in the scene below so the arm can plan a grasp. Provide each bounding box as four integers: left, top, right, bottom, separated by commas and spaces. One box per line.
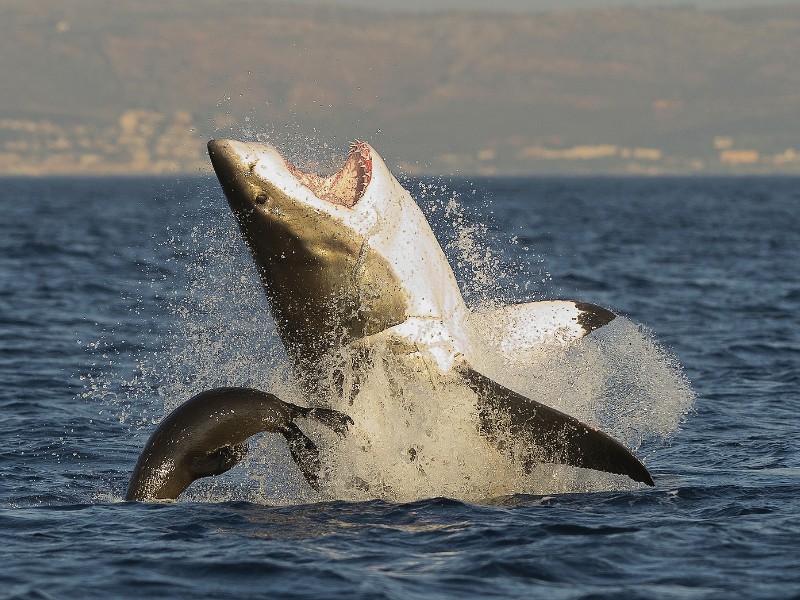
207, 139, 240, 187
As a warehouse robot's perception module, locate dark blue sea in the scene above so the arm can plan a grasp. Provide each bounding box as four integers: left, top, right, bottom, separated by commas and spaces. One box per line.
1, 174, 798, 599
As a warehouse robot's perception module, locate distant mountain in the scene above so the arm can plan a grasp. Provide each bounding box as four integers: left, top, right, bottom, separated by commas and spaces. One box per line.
1, 0, 799, 175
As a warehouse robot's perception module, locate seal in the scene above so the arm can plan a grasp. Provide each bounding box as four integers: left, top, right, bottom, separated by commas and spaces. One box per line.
126, 387, 352, 501
202, 138, 653, 487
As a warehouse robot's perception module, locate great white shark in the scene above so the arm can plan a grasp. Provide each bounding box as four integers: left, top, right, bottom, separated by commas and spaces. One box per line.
127, 138, 654, 501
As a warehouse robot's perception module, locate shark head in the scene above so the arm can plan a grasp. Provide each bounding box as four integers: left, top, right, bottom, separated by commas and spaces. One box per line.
208, 139, 382, 235
207, 139, 467, 377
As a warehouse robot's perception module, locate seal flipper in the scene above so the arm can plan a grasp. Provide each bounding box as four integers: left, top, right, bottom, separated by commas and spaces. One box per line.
284, 404, 352, 490
281, 422, 322, 491
296, 406, 354, 437
457, 365, 654, 486
190, 442, 249, 479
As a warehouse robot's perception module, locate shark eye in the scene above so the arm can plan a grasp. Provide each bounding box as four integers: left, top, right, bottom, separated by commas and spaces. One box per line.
254, 194, 268, 205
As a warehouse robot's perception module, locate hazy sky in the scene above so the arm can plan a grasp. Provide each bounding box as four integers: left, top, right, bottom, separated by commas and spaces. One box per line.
281, 0, 796, 11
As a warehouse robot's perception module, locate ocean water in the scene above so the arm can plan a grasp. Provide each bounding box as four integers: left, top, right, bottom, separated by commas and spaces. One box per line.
1, 174, 798, 598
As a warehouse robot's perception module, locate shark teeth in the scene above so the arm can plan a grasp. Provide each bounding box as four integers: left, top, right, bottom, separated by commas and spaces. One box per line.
349, 140, 373, 195
287, 141, 373, 208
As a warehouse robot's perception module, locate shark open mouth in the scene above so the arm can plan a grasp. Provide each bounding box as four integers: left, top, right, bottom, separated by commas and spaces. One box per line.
286, 141, 373, 208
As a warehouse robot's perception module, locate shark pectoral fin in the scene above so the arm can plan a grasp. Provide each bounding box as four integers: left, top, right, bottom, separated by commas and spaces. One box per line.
457, 365, 654, 487
467, 300, 616, 354
190, 441, 250, 479
281, 422, 322, 491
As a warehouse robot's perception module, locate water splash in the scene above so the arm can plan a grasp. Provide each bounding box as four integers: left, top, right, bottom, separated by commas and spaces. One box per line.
407, 178, 532, 309
102, 138, 694, 504
305, 310, 694, 503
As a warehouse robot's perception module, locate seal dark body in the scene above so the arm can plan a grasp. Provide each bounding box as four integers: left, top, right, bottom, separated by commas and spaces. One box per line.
126, 387, 351, 501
